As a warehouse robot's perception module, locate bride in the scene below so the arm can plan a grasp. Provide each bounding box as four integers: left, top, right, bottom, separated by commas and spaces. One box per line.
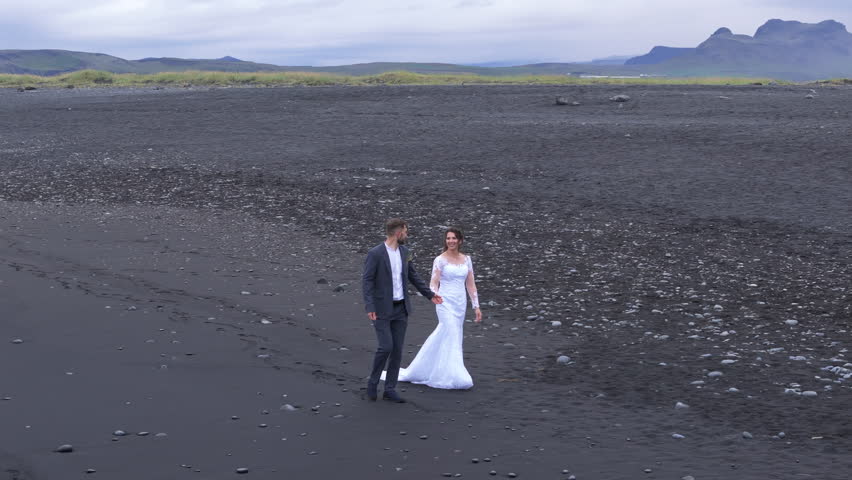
395, 227, 482, 389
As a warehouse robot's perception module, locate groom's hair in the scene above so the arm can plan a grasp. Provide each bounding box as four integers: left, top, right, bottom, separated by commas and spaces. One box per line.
385, 218, 408, 235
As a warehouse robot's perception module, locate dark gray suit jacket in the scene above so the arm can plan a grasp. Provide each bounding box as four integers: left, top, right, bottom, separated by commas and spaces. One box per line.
362, 243, 434, 318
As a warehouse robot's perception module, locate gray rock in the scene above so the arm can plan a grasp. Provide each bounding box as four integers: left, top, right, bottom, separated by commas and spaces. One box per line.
557, 355, 571, 364
610, 94, 631, 102
55, 444, 74, 453
742, 431, 753, 439
236, 467, 249, 474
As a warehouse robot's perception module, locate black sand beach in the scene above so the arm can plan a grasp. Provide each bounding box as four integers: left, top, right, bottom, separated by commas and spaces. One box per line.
1, 84, 850, 479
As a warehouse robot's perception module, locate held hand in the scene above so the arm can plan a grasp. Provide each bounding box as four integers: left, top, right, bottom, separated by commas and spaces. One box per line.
431, 295, 443, 305
474, 308, 482, 323
368, 312, 377, 322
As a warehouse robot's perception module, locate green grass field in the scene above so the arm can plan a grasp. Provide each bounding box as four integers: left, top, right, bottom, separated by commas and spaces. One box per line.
0, 69, 800, 88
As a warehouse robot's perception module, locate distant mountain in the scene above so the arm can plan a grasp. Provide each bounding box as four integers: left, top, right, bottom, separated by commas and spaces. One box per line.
0, 49, 138, 75
626, 19, 852, 80
583, 55, 638, 65
0, 49, 291, 75
625, 47, 693, 65
5, 21, 852, 81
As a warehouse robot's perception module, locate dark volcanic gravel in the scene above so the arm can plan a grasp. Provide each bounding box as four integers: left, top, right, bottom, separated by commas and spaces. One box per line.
2, 84, 851, 452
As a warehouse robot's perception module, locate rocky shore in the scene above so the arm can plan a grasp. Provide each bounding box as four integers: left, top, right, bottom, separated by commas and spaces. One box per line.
1, 84, 850, 478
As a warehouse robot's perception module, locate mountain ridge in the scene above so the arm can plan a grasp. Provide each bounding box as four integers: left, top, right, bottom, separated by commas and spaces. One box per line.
3, 19, 852, 80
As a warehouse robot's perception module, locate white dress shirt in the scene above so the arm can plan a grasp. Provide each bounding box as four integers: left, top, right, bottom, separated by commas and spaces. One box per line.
385, 243, 404, 301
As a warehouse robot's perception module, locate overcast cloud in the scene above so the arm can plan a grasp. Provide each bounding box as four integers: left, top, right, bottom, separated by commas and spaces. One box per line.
2, 0, 852, 65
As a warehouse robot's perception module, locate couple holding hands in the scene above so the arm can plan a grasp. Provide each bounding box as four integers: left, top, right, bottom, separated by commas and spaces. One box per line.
362, 218, 482, 403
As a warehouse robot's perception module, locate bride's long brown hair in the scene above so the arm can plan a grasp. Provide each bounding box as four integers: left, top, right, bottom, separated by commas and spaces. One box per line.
442, 227, 464, 253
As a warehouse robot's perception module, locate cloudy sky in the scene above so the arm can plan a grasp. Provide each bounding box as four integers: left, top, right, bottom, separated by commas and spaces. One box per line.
2, 0, 851, 65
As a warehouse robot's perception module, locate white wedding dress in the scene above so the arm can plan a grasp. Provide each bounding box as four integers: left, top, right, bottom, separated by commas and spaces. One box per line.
394, 254, 480, 389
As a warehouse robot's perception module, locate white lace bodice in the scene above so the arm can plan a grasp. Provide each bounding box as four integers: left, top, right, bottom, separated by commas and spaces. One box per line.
430, 254, 479, 309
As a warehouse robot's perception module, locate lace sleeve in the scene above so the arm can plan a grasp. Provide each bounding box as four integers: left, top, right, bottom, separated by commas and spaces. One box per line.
465, 256, 479, 309
430, 256, 443, 295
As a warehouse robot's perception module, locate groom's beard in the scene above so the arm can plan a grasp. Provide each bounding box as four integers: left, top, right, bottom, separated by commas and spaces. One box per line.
397, 237, 407, 245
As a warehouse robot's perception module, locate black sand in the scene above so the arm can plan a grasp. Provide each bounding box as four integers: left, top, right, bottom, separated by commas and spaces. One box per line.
1, 84, 850, 479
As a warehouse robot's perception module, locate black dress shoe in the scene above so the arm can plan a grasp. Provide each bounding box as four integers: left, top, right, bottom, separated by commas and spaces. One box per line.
366, 383, 378, 401
382, 391, 406, 403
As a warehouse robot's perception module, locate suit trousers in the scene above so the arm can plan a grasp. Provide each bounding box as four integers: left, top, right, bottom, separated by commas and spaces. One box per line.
368, 302, 408, 392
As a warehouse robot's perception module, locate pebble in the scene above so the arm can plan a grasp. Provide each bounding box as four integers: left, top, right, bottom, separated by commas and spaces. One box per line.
557, 355, 571, 364
802, 391, 818, 397
785, 319, 799, 326
672, 433, 685, 439
55, 444, 74, 453
707, 371, 723, 377
236, 467, 249, 474
675, 402, 690, 409
742, 431, 753, 439
85, 469, 96, 474
113, 430, 127, 436
11, 339, 24, 344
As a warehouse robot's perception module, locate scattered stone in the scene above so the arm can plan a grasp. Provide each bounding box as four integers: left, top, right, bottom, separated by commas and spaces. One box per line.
55, 444, 74, 453
707, 371, 723, 378
557, 355, 571, 364
672, 433, 685, 439
675, 402, 689, 409
742, 431, 753, 439
11, 339, 23, 344
609, 94, 631, 102
236, 467, 249, 474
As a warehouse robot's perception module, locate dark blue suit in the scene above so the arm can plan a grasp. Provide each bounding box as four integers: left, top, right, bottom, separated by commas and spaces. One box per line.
363, 243, 434, 393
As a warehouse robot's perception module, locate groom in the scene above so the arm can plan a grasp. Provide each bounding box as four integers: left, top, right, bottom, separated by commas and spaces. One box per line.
363, 218, 441, 403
